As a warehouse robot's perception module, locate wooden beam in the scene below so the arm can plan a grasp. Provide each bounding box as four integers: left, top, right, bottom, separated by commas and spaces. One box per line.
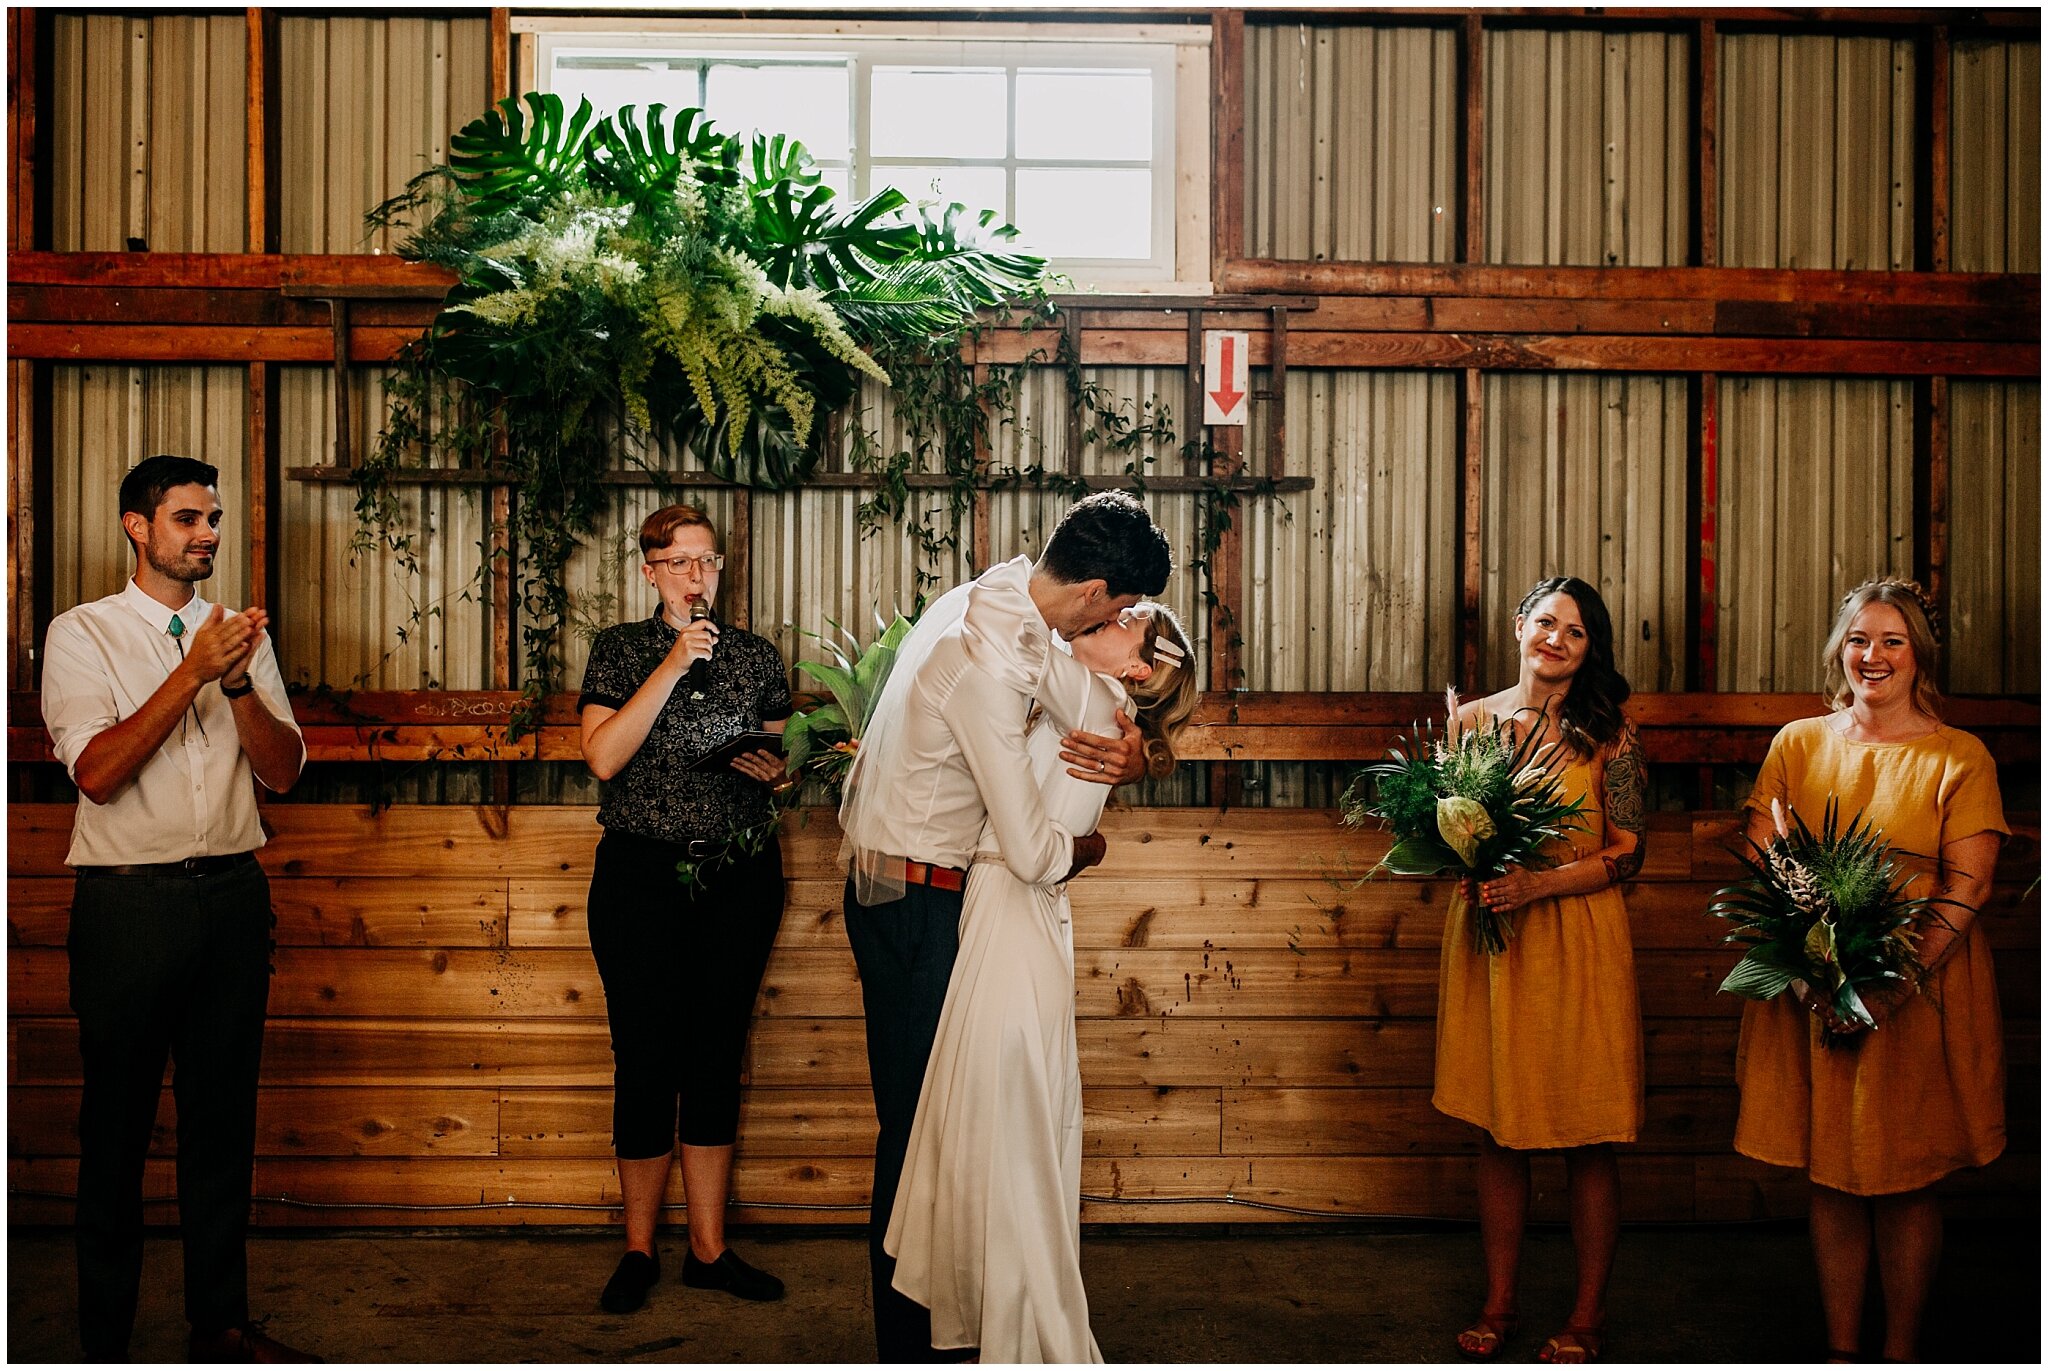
11, 690, 2039, 768
1210, 7, 1246, 273
9, 8, 36, 253
13, 285, 2033, 344
489, 9, 511, 106
1266, 304, 1287, 479
1460, 13, 1485, 264
1456, 369, 1483, 694
8, 362, 31, 690
1215, 258, 2036, 304
1207, 424, 1246, 808
1235, 8, 2038, 32
247, 363, 273, 618
1695, 18, 1717, 268
285, 466, 1316, 493
1915, 374, 1950, 675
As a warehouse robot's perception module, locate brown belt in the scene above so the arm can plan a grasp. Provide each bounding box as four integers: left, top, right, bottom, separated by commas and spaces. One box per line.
75, 852, 258, 879
903, 860, 967, 893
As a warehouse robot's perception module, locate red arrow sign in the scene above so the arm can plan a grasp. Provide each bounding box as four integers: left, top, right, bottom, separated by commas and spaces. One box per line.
1207, 333, 1245, 415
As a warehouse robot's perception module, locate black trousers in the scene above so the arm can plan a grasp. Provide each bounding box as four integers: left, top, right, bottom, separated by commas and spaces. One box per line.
67, 861, 274, 1362
842, 877, 966, 1364
586, 829, 785, 1156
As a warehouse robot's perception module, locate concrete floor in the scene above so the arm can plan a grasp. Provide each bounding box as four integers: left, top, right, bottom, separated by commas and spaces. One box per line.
7, 1223, 2038, 1364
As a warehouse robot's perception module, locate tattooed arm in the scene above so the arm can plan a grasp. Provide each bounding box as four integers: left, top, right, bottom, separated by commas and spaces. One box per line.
1475, 720, 1649, 913
1600, 719, 1649, 881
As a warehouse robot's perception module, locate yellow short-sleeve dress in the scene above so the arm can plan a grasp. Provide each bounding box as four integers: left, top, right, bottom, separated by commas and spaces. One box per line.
1732, 716, 2010, 1195
1433, 754, 1645, 1150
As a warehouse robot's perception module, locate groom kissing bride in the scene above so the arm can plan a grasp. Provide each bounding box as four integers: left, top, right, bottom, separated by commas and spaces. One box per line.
839, 491, 1178, 1362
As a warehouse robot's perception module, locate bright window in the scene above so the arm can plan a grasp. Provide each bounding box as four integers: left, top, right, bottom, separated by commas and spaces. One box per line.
524, 20, 1211, 290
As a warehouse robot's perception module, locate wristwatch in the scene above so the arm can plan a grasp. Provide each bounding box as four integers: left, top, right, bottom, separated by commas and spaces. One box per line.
220, 676, 256, 699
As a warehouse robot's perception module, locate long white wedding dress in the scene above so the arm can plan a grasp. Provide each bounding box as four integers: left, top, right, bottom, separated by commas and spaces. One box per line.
883, 606, 1118, 1363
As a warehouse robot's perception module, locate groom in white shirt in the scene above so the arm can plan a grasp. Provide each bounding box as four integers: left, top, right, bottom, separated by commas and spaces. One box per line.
838, 491, 1172, 1362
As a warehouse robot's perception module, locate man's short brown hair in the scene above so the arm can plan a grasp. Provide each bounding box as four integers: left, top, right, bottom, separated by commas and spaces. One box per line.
639, 504, 720, 557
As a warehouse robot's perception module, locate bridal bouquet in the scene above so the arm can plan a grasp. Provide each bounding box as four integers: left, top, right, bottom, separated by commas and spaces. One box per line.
1340, 689, 1590, 954
1711, 797, 1949, 1046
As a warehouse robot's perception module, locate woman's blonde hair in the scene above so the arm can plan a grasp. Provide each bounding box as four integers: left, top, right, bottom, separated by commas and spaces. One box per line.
1124, 604, 1200, 779
1821, 577, 1943, 720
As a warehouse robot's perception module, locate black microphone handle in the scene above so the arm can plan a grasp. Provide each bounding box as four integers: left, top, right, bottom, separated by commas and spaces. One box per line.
685, 600, 712, 688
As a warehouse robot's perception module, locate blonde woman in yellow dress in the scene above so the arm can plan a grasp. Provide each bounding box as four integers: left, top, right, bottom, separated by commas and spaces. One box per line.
1732, 579, 2007, 1363
1439, 576, 1649, 1366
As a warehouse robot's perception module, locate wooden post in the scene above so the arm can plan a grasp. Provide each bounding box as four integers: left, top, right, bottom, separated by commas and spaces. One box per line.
1914, 375, 1950, 688
1266, 304, 1288, 480
489, 9, 511, 107
244, 11, 278, 626
1209, 425, 1245, 810
970, 360, 992, 573
8, 11, 36, 688
1211, 8, 1245, 273
1690, 19, 1720, 804
1456, 368, 1483, 695
1459, 13, 1485, 264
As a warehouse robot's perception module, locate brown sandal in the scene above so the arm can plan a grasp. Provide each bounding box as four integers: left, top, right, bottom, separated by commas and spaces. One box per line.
1455, 1311, 1517, 1362
1539, 1325, 1604, 1364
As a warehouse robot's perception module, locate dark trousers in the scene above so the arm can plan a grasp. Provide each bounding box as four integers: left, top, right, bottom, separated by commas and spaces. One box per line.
586, 830, 785, 1155
67, 862, 274, 1362
842, 876, 965, 1364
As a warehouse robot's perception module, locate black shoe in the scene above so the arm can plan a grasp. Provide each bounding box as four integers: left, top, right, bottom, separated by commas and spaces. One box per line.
682, 1248, 785, 1302
600, 1250, 661, 1313
187, 1325, 322, 1363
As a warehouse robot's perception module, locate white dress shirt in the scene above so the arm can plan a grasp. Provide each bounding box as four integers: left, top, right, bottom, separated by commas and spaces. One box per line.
41, 580, 304, 867
839, 556, 1074, 900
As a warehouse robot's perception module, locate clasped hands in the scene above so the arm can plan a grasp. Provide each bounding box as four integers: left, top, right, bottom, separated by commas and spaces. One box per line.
1462, 866, 1550, 915
182, 604, 268, 693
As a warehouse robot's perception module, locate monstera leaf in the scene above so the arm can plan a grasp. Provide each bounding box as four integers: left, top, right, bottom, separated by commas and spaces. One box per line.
448, 93, 599, 217
749, 183, 918, 292
587, 104, 730, 214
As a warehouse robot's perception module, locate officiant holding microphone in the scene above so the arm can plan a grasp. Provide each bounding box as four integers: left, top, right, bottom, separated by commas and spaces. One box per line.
577, 503, 795, 1313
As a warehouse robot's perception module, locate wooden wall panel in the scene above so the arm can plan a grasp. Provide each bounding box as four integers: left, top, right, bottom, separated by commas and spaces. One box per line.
7, 803, 2037, 1226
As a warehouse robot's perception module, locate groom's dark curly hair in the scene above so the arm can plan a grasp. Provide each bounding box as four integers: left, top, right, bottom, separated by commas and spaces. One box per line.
1039, 491, 1172, 599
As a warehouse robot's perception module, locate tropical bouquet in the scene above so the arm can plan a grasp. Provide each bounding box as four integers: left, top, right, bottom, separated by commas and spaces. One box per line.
1339, 689, 1591, 954
1710, 797, 1951, 1046
781, 611, 918, 800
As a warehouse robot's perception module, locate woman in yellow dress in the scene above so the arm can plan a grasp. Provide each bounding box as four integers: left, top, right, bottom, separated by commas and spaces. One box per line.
1439, 576, 1649, 1366
1732, 578, 2008, 1363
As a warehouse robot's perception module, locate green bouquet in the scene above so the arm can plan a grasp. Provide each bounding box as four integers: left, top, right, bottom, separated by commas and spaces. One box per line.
1711, 797, 1951, 1046
1340, 689, 1591, 954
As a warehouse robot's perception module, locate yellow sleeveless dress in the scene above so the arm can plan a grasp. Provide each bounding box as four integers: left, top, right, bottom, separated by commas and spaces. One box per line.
1432, 756, 1645, 1149
1732, 718, 2010, 1194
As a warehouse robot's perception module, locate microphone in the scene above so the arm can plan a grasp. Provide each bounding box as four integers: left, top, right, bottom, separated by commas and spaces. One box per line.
686, 597, 713, 688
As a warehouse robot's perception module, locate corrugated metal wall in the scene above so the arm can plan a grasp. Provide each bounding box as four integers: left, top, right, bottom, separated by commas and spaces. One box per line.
1718, 33, 1916, 270
1480, 374, 1690, 691
1485, 27, 1690, 266
1244, 22, 1457, 262
1714, 378, 1916, 692
27, 19, 2039, 721
46, 366, 249, 615
1951, 38, 2041, 274
1948, 381, 2041, 696
1946, 41, 2039, 701
47, 14, 246, 253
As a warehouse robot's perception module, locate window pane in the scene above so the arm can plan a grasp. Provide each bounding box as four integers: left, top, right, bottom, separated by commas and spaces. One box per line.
1016, 70, 1152, 161
705, 62, 851, 161
872, 164, 1008, 217
1015, 168, 1152, 258
872, 68, 1007, 159
553, 60, 698, 123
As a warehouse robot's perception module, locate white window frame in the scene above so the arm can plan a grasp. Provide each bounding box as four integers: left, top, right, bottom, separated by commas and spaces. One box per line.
516, 16, 1213, 294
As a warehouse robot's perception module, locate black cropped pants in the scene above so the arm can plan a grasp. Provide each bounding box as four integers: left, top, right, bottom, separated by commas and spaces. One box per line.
585, 829, 785, 1157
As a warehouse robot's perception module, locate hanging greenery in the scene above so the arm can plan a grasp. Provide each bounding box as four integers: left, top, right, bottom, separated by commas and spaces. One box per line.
357, 91, 1051, 719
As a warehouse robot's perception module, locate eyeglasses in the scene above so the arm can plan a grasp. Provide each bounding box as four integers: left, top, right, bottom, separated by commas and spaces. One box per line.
647, 553, 725, 576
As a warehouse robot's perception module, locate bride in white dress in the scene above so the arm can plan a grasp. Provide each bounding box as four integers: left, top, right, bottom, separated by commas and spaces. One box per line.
885, 595, 1199, 1363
